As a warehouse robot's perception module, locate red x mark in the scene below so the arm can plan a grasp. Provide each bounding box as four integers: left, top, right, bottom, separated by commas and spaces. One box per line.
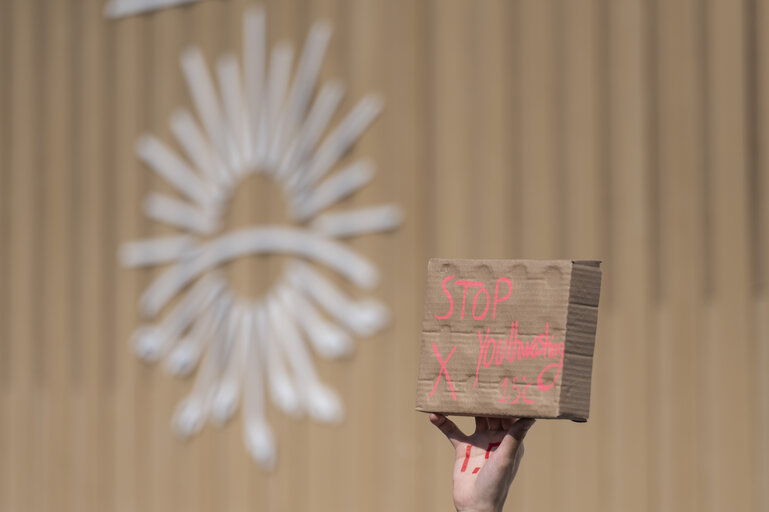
429, 342, 457, 401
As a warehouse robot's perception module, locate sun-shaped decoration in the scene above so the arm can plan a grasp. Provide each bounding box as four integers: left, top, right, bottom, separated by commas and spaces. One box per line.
119, 5, 402, 469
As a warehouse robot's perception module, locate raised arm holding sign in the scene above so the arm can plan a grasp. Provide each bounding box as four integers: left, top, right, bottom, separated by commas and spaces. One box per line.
429, 413, 535, 512
418, 259, 603, 511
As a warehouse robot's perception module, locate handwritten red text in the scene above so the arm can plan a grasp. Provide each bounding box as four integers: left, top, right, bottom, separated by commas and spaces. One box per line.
434, 276, 514, 321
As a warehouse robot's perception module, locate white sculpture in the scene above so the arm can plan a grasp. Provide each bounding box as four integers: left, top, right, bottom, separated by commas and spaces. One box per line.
120, 5, 401, 469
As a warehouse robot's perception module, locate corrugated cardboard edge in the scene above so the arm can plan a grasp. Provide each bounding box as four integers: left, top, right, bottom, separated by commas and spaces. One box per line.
414, 259, 439, 414
558, 261, 602, 421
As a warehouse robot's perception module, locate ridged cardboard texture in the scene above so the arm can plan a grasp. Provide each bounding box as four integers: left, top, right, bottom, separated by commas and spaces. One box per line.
415, 259, 602, 421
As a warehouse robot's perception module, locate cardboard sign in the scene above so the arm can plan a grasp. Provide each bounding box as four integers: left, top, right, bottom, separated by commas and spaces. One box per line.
415, 259, 602, 421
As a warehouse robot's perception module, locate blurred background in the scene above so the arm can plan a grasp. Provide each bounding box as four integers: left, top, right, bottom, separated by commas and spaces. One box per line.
1, 0, 768, 511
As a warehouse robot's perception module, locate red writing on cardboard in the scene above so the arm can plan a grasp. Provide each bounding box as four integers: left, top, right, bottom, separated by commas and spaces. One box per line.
434, 275, 513, 321
429, 275, 565, 404
429, 342, 457, 401
475, 321, 564, 389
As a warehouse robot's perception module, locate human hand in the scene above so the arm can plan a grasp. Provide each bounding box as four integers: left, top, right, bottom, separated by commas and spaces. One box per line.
429, 414, 535, 512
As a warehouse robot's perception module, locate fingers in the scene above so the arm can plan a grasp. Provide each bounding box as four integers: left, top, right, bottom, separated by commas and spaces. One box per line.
496, 418, 536, 463
486, 417, 502, 430
475, 416, 535, 433
510, 418, 535, 441
476, 416, 509, 431
429, 413, 466, 448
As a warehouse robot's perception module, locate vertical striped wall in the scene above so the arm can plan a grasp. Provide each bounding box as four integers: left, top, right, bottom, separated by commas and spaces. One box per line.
1, 0, 768, 511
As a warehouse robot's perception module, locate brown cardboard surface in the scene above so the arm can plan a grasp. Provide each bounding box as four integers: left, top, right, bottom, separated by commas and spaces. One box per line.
415, 259, 602, 421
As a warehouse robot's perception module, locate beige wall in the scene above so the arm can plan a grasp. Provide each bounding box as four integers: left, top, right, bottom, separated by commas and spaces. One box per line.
1, 0, 768, 511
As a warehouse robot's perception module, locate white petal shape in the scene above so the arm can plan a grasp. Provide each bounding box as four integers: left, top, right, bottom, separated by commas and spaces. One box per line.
262, 43, 294, 171
104, 0, 201, 18
287, 94, 384, 192
269, 20, 332, 165
276, 80, 345, 181
211, 304, 245, 425
291, 159, 375, 221
136, 134, 217, 208
244, 5, 266, 168
170, 108, 232, 192
241, 306, 276, 468
172, 297, 233, 438
120, 235, 196, 267
244, 418, 276, 471
216, 53, 249, 174
131, 325, 166, 363
256, 302, 301, 417
276, 282, 353, 359
266, 296, 343, 424
310, 204, 403, 238
160, 273, 226, 338
242, 308, 265, 419
306, 384, 344, 424
286, 259, 389, 337
140, 226, 378, 316
132, 273, 226, 363
166, 293, 231, 377
143, 192, 218, 235
171, 396, 207, 439
180, 47, 232, 177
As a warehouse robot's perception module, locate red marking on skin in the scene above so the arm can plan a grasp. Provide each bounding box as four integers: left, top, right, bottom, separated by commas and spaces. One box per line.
486, 442, 500, 459
472, 467, 480, 474
460, 445, 472, 472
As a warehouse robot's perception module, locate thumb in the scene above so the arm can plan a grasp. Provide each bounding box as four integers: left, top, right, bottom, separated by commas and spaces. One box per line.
429, 413, 466, 448
509, 418, 535, 442
497, 418, 535, 461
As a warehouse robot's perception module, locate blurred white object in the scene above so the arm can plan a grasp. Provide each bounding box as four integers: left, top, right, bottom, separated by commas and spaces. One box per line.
310, 204, 403, 238
104, 0, 204, 18
119, 4, 402, 469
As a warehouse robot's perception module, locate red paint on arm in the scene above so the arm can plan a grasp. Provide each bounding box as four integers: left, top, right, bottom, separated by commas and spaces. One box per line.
485, 442, 501, 459
460, 445, 472, 472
